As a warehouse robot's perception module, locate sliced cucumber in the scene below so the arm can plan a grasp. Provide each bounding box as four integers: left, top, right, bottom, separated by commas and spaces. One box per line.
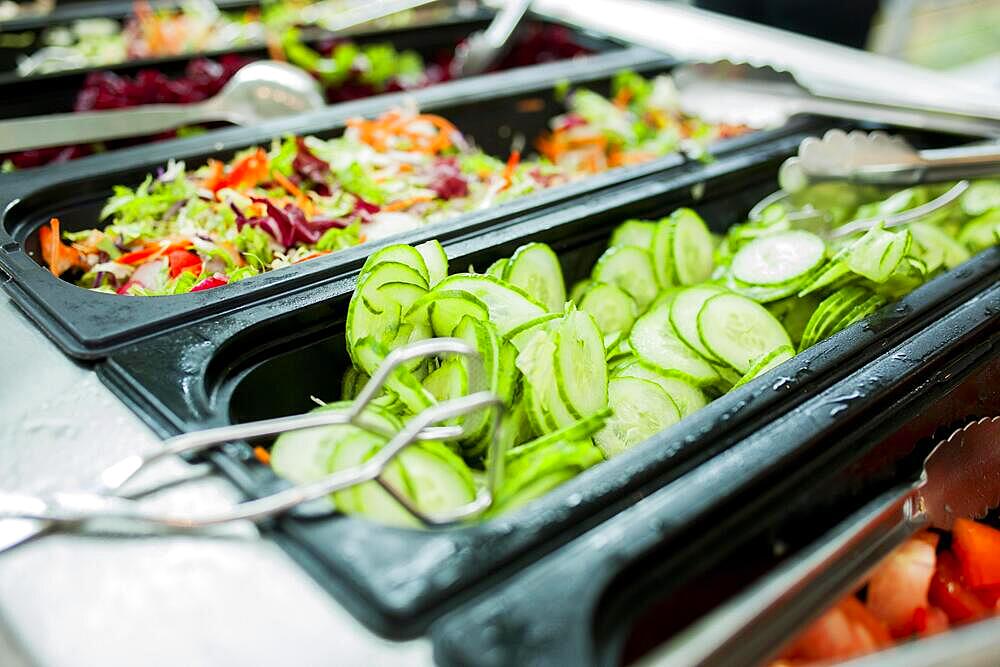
352, 445, 420, 528
669, 285, 725, 362
767, 294, 820, 347
398, 442, 476, 515
961, 180, 1000, 217
454, 316, 501, 453
732, 344, 795, 389
671, 208, 715, 285
828, 294, 885, 338
486, 257, 509, 279
327, 435, 382, 514
347, 261, 428, 362
505, 313, 561, 351
569, 278, 593, 305
503, 242, 566, 312
354, 337, 434, 412
427, 292, 490, 337
629, 303, 719, 386
610, 219, 657, 249
592, 245, 659, 310
579, 283, 638, 335
423, 357, 469, 404
696, 292, 792, 374
613, 360, 707, 417
359, 245, 429, 286
731, 230, 826, 286
594, 377, 680, 458
554, 310, 609, 420
506, 409, 611, 462
799, 286, 870, 351
909, 222, 970, 270
434, 274, 546, 336
414, 240, 448, 287
652, 215, 676, 288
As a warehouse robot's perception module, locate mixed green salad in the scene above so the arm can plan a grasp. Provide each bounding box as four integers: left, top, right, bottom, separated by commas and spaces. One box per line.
39, 71, 745, 295
266, 179, 1000, 526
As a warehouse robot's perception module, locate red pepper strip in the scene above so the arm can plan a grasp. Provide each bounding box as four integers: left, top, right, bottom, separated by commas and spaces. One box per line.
167, 250, 202, 278
953, 518, 1000, 589
929, 551, 990, 623
117, 240, 192, 265
203, 148, 270, 193
190, 274, 228, 292
502, 150, 521, 188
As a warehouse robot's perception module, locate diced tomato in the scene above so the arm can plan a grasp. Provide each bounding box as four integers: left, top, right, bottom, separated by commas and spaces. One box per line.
929, 551, 989, 623
167, 250, 202, 278
866, 537, 937, 637
952, 519, 1000, 589
38, 218, 84, 277
781, 596, 888, 663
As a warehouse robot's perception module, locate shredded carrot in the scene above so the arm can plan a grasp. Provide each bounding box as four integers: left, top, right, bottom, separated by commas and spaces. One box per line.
384, 195, 434, 212
39, 218, 84, 277
203, 149, 270, 194
274, 170, 315, 217
613, 87, 633, 109
291, 250, 332, 264
502, 150, 521, 188
252, 446, 271, 465
266, 32, 285, 62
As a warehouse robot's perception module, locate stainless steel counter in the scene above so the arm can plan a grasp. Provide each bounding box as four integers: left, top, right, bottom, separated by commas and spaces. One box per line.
0, 296, 433, 667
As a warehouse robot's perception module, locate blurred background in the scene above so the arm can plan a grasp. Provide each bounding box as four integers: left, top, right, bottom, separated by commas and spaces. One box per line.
692, 0, 1000, 86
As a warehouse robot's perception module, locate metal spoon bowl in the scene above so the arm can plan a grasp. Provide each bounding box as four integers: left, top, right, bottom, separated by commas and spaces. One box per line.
0, 60, 326, 154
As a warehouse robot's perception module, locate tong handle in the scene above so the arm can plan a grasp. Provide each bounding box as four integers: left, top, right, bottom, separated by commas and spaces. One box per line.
902, 143, 1000, 184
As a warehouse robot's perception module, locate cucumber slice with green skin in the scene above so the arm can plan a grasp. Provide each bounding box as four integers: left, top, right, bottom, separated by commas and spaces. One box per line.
352, 445, 420, 528
434, 274, 546, 336
359, 245, 429, 286
671, 208, 715, 285
398, 442, 476, 515
523, 381, 557, 436
569, 279, 593, 305
495, 341, 520, 407
506, 313, 561, 351
909, 222, 970, 270
506, 408, 611, 462
797, 258, 851, 297
767, 294, 820, 347
341, 367, 368, 400
726, 274, 812, 303
503, 242, 567, 313
415, 240, 448, 287
630, 303, 720, 386
404, 289, 487, 330
453, 316, 500, 453
827, 295, 885, 339
270, 402, 389, 486
731, 230, 827, 286
669, 285, 726, 362
554, 310, 609, 420
650, 287, 682, 311
579, 283, 638, 335
696, 292, 792, 374
710, 361, 742, 391
354, 338, 435, 412
422, 357, 469, 405
594, 377, 681, 458
347, 262, 428, 362
652, 216, 676, 288
592, 245, 659, 310
959, 210, 1000, 252
427, 293, 490, 337
613, 360, 707, 417
493, 438, 603, 514
799, 286, 870, 351
610, 219, 657, 249
486, 257, 509, 279
327, 435, 384, 514
845, 225, 912, 283
516, 328, 578, 430
960, 180, 1000, 217
731, 344, 795, 389
490, 469, 579, 516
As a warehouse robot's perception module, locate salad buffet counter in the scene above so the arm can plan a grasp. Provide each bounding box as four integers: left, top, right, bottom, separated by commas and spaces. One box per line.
1, 1, 998, 666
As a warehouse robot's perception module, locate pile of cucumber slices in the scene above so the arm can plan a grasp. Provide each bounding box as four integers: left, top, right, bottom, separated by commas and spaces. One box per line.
271, 179, 1000, 527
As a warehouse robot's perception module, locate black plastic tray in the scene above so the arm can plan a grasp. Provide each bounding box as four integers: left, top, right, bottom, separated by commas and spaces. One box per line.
430, 282, 1000, 667
0, 47, 811, 360
96, 135, 1000, 638
0, 9, 618, 118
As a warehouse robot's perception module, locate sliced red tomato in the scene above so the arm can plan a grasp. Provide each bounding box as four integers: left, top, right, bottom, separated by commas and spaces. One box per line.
952, 519, 1000, 589
929, 551, 989, 623
167, 250, 202, 278
866, 536, 937, 637
190, 274, 228, 292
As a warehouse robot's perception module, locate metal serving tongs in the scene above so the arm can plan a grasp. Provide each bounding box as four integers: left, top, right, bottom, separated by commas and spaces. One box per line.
0, 339, 506, 539
746, 129, 993, 240
640, 416, 1000, 667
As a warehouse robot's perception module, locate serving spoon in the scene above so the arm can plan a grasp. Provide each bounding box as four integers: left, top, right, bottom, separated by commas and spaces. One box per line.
0, 60, 326, 153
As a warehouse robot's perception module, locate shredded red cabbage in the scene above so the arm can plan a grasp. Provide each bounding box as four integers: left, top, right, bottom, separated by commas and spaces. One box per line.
428, 156, 470, 199
234, 199, 352, 248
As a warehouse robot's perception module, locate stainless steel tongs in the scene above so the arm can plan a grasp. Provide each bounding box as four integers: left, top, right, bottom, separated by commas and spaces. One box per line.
0, 338, 506, 534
